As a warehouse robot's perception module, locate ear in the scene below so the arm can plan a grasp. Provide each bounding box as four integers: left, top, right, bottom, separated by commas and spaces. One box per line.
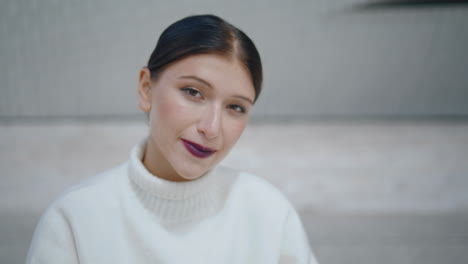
138, 67, 153, 112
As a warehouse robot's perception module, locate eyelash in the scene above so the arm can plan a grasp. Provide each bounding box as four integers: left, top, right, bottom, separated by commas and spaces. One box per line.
181, 87, 202, 98
180, 87, 247, 114
228, 104, 246, 113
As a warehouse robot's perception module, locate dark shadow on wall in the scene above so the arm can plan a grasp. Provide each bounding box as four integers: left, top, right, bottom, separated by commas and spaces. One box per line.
352, 0, 468, 11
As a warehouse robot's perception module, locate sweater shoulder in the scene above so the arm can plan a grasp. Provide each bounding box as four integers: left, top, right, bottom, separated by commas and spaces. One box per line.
219, 166, 293, 212
47, 162, 128, 212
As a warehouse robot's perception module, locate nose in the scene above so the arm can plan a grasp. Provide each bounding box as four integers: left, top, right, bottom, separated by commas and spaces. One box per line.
197, 104, 222, 140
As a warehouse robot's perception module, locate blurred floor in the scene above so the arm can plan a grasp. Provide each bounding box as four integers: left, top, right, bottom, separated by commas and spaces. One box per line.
1, 120, 468, 264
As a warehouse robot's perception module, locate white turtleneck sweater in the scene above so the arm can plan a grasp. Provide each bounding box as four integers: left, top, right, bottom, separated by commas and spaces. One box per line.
26, 139, 318, 264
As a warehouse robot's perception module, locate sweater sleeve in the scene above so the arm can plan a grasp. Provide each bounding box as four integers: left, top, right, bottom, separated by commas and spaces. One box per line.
26, 205, 80, 264
279, 207, 319, 264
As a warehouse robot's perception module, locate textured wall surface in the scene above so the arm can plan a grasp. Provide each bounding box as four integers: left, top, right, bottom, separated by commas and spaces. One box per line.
1, 0, 468, 118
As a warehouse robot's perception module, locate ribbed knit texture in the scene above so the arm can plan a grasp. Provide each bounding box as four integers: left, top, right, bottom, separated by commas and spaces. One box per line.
128, 138, 231, 223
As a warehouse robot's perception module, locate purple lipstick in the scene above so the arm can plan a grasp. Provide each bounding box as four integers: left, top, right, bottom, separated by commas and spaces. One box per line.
181, 139, 216, 158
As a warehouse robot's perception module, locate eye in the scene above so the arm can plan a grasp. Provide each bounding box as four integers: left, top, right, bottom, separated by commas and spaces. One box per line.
180, 87, 202, 98
228, 104, 246, 114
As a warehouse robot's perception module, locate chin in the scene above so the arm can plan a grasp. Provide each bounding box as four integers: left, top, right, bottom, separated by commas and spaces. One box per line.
174, 152, 223, 181
175, 164, 210, 181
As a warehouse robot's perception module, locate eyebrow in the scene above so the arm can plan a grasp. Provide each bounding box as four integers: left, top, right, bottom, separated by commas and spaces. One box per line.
179, 75, 213, 89
233, 95, 254, 105
178, 75, 254, 105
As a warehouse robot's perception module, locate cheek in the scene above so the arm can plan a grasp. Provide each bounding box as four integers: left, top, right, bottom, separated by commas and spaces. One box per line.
223, 119, 247, 148
152, 91, 195, 135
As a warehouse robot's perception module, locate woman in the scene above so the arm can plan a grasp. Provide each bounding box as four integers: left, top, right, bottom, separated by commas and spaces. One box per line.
27, 15, 318, 264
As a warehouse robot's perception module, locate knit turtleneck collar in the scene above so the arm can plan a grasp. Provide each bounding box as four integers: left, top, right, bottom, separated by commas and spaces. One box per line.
127, 138, 232, 223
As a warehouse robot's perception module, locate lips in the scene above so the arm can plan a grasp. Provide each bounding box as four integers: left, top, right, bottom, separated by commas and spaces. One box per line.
181, 139, 216, 158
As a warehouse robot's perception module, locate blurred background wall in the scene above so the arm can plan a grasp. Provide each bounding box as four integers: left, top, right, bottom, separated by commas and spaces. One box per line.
1, 1, 468, 264
1, 0, 468, 119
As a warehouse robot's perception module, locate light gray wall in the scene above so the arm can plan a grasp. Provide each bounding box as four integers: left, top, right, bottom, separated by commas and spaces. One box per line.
1, 0, 467, 119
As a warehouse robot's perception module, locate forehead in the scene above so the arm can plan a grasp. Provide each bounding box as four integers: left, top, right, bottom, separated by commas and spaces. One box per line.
158, 54, 255, 99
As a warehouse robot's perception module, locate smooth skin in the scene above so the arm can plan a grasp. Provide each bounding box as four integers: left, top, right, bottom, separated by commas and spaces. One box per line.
138, 54, 255, 182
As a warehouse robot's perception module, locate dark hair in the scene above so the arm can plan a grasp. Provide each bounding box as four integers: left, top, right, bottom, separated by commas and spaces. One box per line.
147, 14, 263, 102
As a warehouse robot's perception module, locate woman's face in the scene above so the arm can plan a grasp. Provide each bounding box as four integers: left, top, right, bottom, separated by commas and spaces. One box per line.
138, 54, 255, 182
